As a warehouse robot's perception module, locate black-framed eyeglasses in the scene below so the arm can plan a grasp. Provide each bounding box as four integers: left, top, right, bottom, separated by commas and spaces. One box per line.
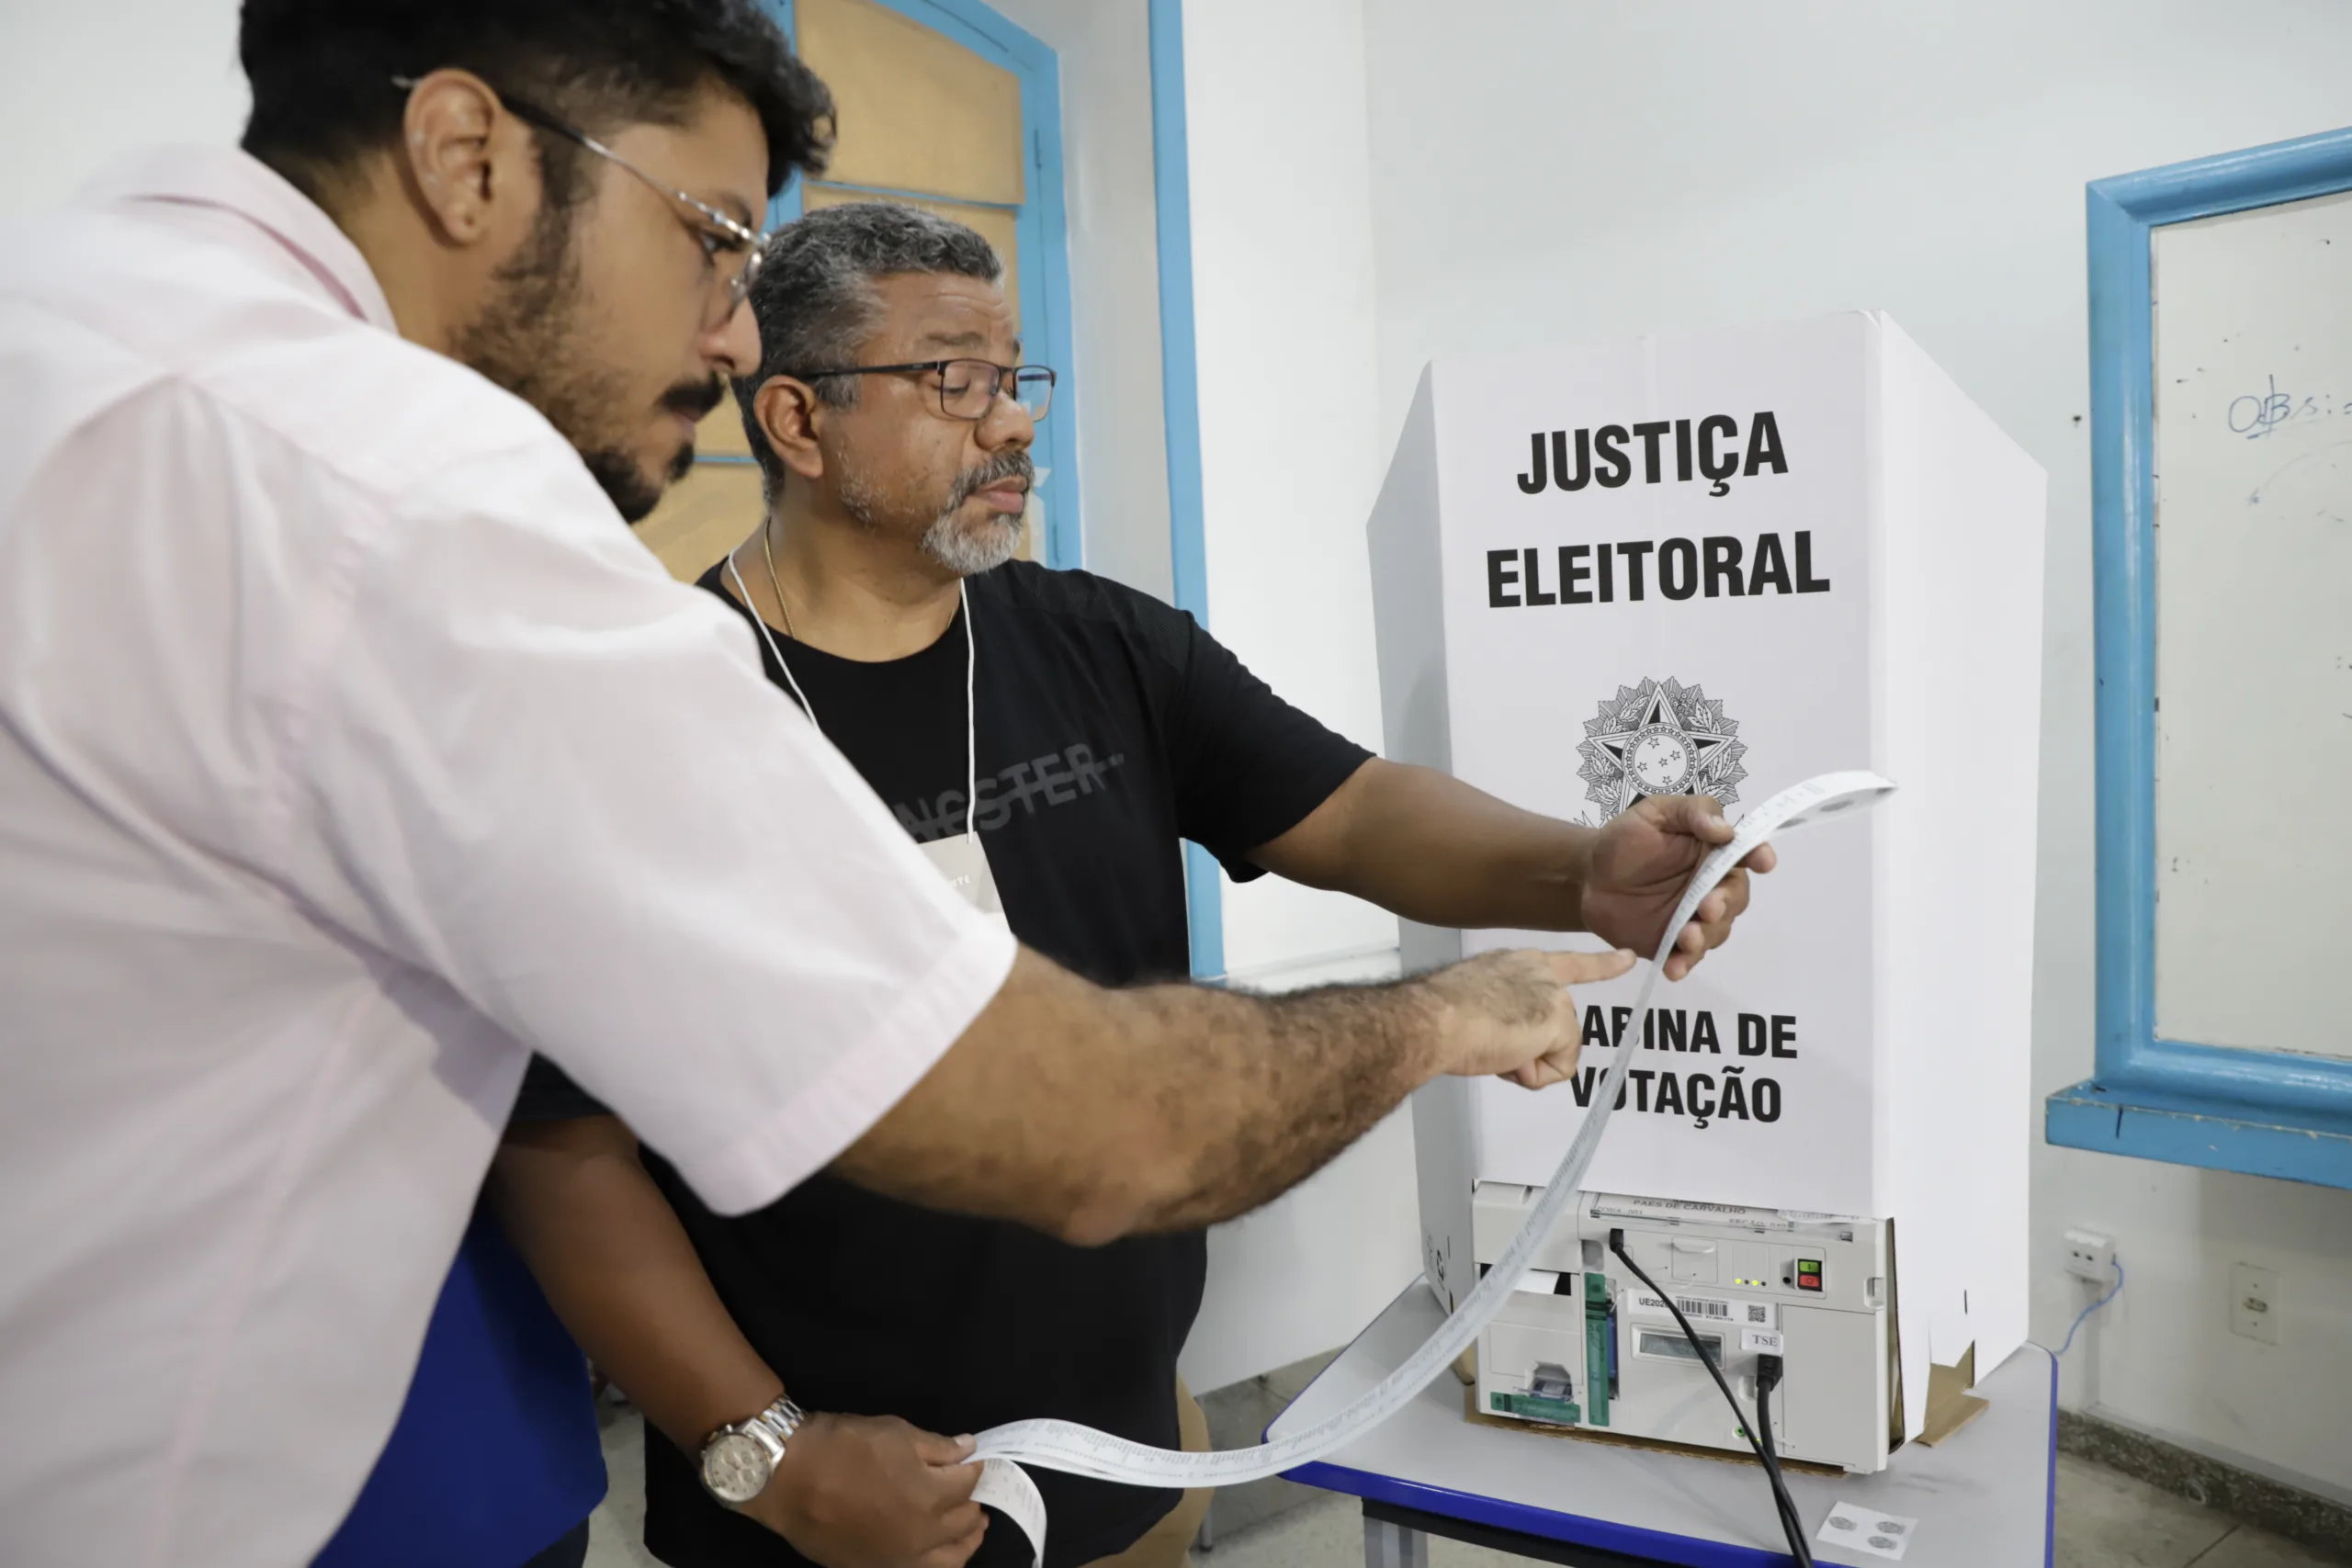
390, 75, 773, 323
790, 359, 1057, 422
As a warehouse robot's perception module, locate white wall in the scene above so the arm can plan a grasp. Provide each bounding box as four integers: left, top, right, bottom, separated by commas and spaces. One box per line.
1180, 0, 1401, 980
1164, 0, 1421, 1390
0, 0, 247, 217
984, 0, 1177, 601
1358, 0, 2352, 1491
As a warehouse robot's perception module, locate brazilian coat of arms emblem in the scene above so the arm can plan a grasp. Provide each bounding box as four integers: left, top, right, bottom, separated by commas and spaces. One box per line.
1577, 677, 1747, 818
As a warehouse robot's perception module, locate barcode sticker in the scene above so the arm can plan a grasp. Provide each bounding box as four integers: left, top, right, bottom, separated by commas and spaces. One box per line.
1630, 1291, 1775, 1329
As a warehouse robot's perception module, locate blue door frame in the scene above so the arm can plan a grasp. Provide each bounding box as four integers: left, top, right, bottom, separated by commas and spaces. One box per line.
760, 0, 1083, 571
1146, 0, 1224, 979
2045, 125, 2352, 1189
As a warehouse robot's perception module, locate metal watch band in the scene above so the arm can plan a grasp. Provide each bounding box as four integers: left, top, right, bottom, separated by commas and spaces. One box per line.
698, 1394, 808, 1507
750, 1393, 807, 1448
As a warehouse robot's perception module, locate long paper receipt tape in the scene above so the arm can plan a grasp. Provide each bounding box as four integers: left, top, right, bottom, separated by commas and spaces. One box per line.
966, 771, 1898, 1564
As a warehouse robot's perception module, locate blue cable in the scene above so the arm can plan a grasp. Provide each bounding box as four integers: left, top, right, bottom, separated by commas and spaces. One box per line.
2054, 1259, 2125, 1357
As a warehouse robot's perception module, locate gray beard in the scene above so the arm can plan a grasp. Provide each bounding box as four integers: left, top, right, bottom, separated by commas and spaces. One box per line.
835, 440, 1033, 576
920, 510, 1022, 575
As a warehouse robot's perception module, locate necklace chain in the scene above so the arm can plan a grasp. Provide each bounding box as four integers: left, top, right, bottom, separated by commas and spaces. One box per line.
758, 522, 797, 641
728, 528, 982, 842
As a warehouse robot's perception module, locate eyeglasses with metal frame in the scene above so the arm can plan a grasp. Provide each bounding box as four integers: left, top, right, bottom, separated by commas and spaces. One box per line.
389, 74, 773, 323
787, 359, 1057, 423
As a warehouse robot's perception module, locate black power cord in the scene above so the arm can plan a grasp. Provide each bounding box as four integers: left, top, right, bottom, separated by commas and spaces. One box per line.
1755, 1354, 1805, 1549
1610, 1230, 1815, 1566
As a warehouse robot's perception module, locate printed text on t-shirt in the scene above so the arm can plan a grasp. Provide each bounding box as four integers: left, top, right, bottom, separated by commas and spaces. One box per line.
893, 742, 1127, 840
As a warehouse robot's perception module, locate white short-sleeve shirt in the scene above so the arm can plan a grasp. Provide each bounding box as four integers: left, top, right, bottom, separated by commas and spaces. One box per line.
0, 147, 1018, 1568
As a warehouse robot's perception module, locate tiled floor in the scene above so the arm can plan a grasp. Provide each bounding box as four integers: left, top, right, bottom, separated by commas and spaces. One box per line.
583, 1408, 2346, 1568
2044, 1456, 2344, 1568
585, 1404, 660, 1568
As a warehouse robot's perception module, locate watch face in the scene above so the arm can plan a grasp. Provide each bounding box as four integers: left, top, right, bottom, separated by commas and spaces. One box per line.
701, 1432, 773, 1504
1628, 726, 1695, 795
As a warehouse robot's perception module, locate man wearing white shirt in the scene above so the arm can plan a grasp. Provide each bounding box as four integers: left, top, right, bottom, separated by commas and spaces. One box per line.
0, 4, 1764, 1566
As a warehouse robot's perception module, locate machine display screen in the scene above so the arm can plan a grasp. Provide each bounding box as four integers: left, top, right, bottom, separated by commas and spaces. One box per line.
1635, 1329, 1724, 1366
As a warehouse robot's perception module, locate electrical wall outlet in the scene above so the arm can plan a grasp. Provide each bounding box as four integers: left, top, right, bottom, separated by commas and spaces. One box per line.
2231, 1262, 2279, 1345
2064, 1228, 2116, 1282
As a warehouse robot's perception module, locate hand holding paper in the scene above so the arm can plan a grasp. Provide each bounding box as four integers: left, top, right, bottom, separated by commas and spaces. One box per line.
1584, 794, 1779, 980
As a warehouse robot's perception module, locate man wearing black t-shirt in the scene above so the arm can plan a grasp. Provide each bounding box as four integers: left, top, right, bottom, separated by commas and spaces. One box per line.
492, 203, 1772, 1568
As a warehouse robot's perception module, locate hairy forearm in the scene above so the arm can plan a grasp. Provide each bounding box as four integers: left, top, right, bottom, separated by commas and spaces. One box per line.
831, 949, 1446, 1246
1262, 760, 1599, 931
1117, 972, 1448, 1234
490, 1118, 781, 1453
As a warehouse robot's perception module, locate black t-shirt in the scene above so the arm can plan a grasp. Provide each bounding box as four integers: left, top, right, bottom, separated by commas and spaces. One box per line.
517, 558, 1369, 1568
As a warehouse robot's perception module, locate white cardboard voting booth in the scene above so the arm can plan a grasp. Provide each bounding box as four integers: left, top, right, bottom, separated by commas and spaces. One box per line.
1371, 311, 2045, 1447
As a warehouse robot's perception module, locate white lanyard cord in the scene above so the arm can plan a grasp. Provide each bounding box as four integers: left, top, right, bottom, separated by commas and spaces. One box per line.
960, 580, 978, 833
726, 555, 980, 836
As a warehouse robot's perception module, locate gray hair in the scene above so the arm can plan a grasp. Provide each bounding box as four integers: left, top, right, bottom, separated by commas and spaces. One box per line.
734, 201, 1004, 495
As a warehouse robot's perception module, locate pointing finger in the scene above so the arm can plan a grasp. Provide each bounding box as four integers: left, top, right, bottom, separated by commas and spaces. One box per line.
1547, 947, 1636, 987
1506, 1043, 1578, 1090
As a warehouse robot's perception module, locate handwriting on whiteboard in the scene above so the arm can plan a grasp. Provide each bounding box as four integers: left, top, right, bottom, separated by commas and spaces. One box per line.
2226, 373, 2352, 439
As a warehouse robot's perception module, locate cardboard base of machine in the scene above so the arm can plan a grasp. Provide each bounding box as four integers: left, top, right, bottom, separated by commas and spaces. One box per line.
1461, 1385, 1848, 1477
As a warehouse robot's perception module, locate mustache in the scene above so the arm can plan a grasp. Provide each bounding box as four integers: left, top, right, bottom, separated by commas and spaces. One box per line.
662, 376, 728, 423
945, 449, 1035, 512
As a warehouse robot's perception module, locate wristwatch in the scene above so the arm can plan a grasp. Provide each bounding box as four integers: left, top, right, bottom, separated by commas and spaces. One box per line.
698, 1394, 807, 1506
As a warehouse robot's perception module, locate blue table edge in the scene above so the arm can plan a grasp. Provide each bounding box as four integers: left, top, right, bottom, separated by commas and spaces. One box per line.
1261, 1292, 2060, 1567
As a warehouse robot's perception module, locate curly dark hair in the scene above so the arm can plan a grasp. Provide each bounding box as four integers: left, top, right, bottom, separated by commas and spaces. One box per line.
239, 0, 832, 202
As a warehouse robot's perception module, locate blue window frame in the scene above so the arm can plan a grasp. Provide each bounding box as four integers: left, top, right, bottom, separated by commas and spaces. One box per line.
2045, 126, 2352, 1189
759, 0, 1082, 570
1146, 0, 1222, 979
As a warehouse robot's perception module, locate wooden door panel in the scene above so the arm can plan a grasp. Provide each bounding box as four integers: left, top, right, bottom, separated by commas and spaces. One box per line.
636, 463, 764, 583
690, 397, 752, 460
797, 0, 1024, 206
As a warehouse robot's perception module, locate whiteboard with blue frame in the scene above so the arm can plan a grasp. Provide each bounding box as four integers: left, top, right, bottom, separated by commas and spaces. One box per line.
2046, 126, 2352, 1189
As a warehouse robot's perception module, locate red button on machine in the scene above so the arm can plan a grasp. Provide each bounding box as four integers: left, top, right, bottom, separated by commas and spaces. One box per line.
1796, 1258, 1825, 1292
